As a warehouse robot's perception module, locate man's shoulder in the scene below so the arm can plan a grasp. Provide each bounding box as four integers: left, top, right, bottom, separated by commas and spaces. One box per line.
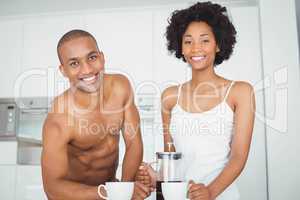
43, 107, 72, 142
105, 73, 132, 92
49, 91, 69, 114
46, 92, 72, 128
106, 73, 131, 85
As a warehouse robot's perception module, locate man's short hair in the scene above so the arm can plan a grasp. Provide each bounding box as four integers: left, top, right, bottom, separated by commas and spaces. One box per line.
57, 29, 99, 64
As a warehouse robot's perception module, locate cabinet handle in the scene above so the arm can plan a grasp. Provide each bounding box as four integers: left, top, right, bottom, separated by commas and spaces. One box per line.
21, 109, 48, 115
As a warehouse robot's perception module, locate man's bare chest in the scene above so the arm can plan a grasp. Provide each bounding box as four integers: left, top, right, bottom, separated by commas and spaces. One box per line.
69, 111, 123, 148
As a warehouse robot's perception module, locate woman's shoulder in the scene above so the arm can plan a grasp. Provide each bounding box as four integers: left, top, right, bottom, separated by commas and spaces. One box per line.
231, 81, 255, 104
232, 81, 253, 92
162, 85, 179, 97
161, 84, 182, 110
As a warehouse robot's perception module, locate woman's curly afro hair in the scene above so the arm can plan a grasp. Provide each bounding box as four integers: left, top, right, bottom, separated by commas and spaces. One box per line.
166, 1, 237, 66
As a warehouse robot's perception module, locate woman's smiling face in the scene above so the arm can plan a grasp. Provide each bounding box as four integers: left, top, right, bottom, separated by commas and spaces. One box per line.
182, 21, 220, 70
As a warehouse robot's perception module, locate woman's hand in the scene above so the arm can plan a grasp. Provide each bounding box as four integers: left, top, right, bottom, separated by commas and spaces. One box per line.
188, 180, 212, 200
135, 162, 157, 189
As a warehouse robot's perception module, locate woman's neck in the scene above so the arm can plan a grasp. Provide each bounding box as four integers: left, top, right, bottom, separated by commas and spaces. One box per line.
191, 66, 220, 87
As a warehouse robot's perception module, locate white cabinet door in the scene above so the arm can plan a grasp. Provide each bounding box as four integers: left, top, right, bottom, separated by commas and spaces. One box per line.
20, 15, 85, 98
259, 0, 300, 199
0, 19, 22, 98
15, 165, 47, 200
0, 165, 16, 200
0, 141, 17, 164
85, 11, 153, 91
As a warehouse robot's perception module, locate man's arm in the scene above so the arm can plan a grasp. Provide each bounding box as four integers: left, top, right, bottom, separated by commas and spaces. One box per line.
118, 76, 143, 181
41, 114, 103, 200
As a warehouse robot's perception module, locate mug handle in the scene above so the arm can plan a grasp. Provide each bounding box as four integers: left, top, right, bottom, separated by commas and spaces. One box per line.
97, 184, 108, 199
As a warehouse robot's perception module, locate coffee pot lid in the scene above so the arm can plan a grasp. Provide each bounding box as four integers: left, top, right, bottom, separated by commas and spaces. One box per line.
156, 152, 182, 160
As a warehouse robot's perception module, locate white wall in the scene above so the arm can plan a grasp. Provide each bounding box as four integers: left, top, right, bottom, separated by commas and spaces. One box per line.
259, 0, 300, 199
0, 0, 257, 17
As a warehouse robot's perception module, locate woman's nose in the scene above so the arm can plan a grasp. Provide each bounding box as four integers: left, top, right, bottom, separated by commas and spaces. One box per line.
191, 42, 202, 52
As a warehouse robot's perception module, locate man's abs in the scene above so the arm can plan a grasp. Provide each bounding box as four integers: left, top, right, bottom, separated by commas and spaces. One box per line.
66, 141, 119, 186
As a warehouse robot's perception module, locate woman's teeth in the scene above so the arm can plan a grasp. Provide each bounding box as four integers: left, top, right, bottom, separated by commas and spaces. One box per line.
191, 56, 205, 61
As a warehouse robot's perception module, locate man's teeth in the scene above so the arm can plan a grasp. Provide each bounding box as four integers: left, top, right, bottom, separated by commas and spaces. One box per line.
191, 56, 205, 61
82, 76, 96, 81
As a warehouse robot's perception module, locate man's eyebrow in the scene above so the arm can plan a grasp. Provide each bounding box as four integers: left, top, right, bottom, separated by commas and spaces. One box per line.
67, 57, 78, 62
67, 51, 98, 62
87, 51, 98, 56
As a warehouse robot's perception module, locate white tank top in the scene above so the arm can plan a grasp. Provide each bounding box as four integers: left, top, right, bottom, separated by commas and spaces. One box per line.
169, 81, 240, 200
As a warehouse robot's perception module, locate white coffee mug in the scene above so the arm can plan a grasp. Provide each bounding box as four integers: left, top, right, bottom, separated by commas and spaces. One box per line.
162, 182, 188, 200
98, 182, 134, 200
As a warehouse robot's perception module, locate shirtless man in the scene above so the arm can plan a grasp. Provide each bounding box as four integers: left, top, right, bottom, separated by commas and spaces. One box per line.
41, 30, 150, 200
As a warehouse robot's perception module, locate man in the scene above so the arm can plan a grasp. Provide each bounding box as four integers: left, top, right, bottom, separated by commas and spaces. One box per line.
41, 29, 150, 200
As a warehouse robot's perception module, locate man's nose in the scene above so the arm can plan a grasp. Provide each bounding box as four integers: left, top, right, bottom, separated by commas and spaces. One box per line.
80, 61, 93, 74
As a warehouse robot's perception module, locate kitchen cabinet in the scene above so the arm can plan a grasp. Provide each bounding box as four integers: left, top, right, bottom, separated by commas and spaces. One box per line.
0, 165, 16, 200
0, 142, 17, 199
0, 19, 22, 98
20, 15, 85, 97
0, 141, 17, 164
85, 10, 153, 90
15, 165, 47, 200
259, 0, 300, 199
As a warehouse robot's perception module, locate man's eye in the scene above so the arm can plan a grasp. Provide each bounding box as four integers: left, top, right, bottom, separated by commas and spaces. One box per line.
69, 61, 79, 67
202, 39, 210, 43
89, 55, 97, 60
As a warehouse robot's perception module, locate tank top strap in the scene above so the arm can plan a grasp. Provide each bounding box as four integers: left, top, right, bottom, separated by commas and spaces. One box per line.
223, 81, 235, 102
176, 84, 183, 105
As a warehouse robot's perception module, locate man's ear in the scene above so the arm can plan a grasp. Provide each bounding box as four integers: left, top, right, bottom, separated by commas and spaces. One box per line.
99, 51, 105, 65
59, 65, 67, 77
216, 45, 220, 53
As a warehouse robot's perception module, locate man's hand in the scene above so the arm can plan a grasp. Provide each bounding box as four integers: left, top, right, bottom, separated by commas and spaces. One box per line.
131, 182, 151, 200
188, 180, 212, 200
135, 163, 157, 189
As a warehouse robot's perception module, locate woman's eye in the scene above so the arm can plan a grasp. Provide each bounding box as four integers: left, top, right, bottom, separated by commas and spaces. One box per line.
184, 40, 192, 44
202, 39, 210, 43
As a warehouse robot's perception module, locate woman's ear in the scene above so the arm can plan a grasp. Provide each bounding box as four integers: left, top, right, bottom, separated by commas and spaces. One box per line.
216, 46, 220, 53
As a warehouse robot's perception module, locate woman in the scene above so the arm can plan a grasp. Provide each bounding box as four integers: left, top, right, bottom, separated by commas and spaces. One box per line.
136, 2, 255, 200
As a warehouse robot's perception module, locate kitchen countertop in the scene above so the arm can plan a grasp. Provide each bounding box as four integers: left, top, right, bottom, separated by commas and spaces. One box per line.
17, 135, 42, 145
